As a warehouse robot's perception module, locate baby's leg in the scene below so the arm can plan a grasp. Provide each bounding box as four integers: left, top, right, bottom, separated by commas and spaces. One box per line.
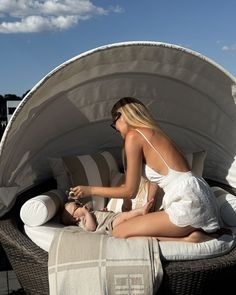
112, 199, 154, 229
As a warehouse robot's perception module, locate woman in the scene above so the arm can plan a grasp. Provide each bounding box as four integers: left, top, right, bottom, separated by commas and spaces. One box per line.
70, 97, 221, 242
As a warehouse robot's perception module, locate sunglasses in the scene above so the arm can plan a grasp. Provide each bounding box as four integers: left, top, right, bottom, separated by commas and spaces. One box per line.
110, 112, 121, 130
66, 190, 84, 206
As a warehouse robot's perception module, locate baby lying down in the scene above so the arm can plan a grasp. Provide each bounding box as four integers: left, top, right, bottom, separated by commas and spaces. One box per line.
61, 199, 154, 235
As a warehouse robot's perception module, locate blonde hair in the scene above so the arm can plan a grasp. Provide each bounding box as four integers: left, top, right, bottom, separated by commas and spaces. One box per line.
111, 97, 157, 130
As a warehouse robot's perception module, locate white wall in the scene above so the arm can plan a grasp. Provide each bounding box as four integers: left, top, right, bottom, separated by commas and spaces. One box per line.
6, 100, 21, 122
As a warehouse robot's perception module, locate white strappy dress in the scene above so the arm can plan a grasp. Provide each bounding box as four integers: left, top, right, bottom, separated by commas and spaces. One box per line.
135, 129, 221, 233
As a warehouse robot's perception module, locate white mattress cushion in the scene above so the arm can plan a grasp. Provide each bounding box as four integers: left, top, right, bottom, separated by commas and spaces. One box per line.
24, 221, 65, 252
20, 189, 66, 226
24, 221, 236, 260
159, 228, 236, 260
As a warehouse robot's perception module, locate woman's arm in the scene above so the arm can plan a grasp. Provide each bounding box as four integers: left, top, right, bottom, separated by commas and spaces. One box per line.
71, 131, 143, 200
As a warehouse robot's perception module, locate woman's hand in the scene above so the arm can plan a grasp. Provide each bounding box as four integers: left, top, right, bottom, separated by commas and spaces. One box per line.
70, 186, 91, 199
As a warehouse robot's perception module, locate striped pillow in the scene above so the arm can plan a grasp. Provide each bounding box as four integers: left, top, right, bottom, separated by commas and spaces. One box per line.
211, 186, 236, 227
49, 151, 120, 210
107, 175, 150, 213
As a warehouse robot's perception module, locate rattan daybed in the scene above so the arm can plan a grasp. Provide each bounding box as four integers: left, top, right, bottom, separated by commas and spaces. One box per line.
0, 42, 236, 294
1, 179, 236, 295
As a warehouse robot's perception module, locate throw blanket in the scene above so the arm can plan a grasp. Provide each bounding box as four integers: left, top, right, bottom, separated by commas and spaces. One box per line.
48, 226, 163, 295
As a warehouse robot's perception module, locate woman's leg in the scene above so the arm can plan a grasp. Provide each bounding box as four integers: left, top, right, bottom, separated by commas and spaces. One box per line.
112, 199, 154, 229
112, 210, 216, 243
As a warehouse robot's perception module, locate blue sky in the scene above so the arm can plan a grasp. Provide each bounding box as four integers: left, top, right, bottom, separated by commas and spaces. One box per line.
1, 0, 236, 96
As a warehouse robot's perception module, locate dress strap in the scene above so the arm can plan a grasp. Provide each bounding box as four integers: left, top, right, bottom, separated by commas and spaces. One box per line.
135, 129, 170, 169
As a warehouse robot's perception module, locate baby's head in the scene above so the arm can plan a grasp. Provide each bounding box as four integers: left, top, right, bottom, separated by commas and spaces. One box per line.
61, 200, 84, 226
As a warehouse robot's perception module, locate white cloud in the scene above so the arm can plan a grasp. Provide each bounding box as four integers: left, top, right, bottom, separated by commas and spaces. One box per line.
0, 15, 78, 33
0, 0, 122, 33
222, 44, 236, 51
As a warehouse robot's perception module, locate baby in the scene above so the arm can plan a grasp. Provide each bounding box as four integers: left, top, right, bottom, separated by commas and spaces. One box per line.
61, 199, 154, 235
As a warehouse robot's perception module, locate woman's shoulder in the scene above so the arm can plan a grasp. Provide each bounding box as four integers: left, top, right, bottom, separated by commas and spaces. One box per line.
126, 129, 140, 140
126, 128, 147, 144
131, 127, 160, 141
125, 130, 143, 152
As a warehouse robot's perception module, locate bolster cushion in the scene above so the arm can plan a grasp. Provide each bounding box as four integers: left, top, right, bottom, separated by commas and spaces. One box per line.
20, 189, 65, 226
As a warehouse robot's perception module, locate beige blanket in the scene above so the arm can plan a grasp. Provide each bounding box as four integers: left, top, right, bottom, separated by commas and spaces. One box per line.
48, 226, 163, 295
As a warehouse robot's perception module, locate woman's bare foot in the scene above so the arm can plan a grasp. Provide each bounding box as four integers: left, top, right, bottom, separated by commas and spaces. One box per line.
184, 230, 219, 243
185, 228, 232, 243
156, 228, 232, 243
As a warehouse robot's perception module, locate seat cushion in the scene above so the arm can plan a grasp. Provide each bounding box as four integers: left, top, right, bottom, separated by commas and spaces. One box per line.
24, 221, 65, 252
159, 228, 236, 260
24, 221, 236, 261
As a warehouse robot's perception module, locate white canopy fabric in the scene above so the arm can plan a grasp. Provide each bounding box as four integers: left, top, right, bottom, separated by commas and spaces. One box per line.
0, 41, 236, 217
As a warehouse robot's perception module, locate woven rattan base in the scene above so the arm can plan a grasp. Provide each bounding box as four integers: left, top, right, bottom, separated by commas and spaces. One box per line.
0, 178, 235, 294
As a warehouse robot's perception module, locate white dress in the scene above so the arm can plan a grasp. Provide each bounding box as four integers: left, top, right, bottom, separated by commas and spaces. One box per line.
136, 129, 221, 233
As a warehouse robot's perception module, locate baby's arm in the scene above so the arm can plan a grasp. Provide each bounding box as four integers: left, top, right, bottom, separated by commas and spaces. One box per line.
82, 207, 97, 231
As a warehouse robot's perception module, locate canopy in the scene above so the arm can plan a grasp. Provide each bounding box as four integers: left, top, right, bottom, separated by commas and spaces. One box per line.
0, 41, 236, 217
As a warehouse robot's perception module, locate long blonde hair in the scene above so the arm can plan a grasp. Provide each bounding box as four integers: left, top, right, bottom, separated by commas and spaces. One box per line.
111, 97, 157, 130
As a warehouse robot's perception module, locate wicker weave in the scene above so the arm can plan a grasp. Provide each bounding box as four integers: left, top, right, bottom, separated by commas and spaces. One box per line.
0, 219, 49, 295
0, 179, 236, 295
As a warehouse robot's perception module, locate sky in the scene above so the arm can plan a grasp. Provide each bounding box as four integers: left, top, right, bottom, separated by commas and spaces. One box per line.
0, 0, 236, 97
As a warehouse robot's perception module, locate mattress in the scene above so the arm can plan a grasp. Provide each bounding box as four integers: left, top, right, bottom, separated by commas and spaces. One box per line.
24, 222, 236, 260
